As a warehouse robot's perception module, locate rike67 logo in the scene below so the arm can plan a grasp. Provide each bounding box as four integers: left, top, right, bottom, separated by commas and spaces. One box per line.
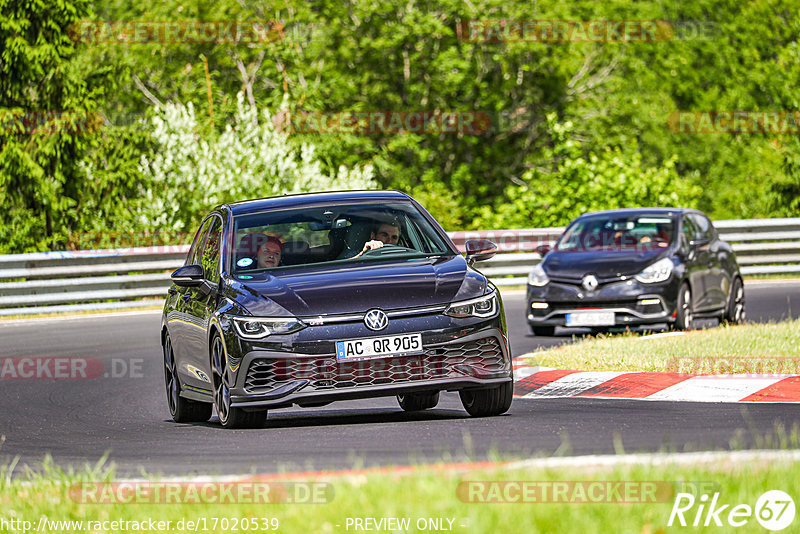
668, 490, 795, 531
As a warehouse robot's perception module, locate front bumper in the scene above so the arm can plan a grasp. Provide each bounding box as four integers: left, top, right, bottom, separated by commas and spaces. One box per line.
526, 277, 680, 328
229, 328, 512, 409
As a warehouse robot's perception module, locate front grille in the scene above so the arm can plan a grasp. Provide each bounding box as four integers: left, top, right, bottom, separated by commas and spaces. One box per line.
546, 300, 640, 313
244, 337, 507, 394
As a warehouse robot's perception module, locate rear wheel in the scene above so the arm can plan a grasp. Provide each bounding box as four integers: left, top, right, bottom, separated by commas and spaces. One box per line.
674, 283, 694, 331
211, 334, 267, 429
459, 381, 513, 417
163, 333, 212, 423
724, 277, 745, 325
530, 325, 555, 336
397, 391, 440, 412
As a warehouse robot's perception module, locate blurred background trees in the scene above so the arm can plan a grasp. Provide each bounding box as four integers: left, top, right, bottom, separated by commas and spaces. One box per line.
2, 0, 799, 252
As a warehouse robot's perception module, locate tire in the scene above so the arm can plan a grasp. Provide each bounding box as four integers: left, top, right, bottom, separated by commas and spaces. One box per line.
459, 380, 513, 417
530, 325, 556, 336
163, 333, 212, 423
211, 334, 267, 429
397, 391, 440, 412
674, 282, 694, 331
724, 277, 746, 325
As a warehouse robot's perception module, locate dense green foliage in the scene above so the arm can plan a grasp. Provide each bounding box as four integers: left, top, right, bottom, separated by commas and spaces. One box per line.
1, 0, 799, 252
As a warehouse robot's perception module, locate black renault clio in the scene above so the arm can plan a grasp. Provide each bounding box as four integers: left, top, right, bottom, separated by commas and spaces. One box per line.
526, 208, 745, 336
161, 191, 513, 428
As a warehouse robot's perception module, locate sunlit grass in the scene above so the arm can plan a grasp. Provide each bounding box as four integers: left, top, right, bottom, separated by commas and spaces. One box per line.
2, 449, 800, 533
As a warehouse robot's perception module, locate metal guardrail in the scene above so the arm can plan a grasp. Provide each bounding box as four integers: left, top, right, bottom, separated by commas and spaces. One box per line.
455, 217, 800, 286
1, 218, 799, 315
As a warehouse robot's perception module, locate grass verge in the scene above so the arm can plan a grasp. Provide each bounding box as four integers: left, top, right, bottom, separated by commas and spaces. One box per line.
1, 454, 799, 533
526, 320, 800, 373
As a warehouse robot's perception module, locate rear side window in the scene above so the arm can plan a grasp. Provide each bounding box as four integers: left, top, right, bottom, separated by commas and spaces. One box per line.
681, 215, 698, 245
200, 216, 223, 284
688, 214, 713, 241
187, 218, 213, 266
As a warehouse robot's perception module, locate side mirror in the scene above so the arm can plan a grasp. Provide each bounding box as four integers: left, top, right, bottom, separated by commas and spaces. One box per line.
465, 239, 497, 265
171, 264, 204, 287
535, 244, 551, 256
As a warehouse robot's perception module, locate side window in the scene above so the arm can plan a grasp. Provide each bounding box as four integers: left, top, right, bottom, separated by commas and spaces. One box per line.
681, 216, 697, 246
201, 217, 223, 284
689, 214, 712, 241
187, 218, 212, 266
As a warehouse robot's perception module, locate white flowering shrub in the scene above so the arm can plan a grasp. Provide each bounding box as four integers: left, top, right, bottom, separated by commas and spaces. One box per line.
137, 94, 375, 231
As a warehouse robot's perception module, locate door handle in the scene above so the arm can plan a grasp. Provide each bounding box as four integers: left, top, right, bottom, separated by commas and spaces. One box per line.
180, 293, 193, 302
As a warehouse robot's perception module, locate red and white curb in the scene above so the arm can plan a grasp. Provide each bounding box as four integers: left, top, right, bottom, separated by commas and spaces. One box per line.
512, 362, 800, 403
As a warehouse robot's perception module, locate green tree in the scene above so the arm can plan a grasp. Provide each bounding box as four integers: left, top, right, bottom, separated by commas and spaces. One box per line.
476, 114, 701, 228
0, 0, 110, 252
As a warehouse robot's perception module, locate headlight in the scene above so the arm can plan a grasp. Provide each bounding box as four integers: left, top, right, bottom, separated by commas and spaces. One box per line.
527, 263, 550, 287
634, 257, 674, 284
231, 317, 306, 339
444, 291, 498, 318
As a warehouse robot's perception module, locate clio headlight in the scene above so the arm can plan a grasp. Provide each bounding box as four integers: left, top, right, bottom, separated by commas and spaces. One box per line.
444, 291, 499, 318
231, 317, 306, 339
634, 257, 674, 284
527, 263, 550, 287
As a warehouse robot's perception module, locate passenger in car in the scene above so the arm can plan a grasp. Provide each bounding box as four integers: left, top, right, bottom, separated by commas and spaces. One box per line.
257, 236, 284, 268
236, 233, 284, 268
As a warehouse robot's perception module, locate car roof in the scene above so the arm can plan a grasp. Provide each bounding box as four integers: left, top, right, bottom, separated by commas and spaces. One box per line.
223, 190, 412, 216
575, 207, 703, 219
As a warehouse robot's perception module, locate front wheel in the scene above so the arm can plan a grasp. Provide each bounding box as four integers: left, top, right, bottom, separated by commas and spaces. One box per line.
397, 391, 440, 412
724, 277, 745, 324
459, 381, 513, 417
673, 283, 694, 331
163, 333, 212, 423
211, 335, 267, 429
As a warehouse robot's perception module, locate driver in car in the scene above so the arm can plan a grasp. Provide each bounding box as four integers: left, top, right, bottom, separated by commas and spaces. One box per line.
353, 221, 401, 258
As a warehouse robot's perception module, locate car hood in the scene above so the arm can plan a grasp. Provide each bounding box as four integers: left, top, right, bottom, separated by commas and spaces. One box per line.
543, 250, 668, 280
226, 255, 486, 316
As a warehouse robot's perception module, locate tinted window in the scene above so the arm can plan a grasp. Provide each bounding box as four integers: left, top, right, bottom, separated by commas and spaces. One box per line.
557, 214, 675, 252
187, 218, 212, 266
688, 214, 713, 240
231, 201, 453, 273
200, 216, 223, 284
681, 215, 698, 245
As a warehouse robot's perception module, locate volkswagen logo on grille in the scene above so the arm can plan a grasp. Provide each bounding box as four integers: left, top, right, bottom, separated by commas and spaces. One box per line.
364, 309, 389, 331
582, 274, 599, 292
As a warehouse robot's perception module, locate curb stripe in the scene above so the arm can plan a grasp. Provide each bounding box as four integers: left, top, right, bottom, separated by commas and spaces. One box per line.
741, 376, 800, 402
576, 372, 693, 399
512, 366, 800, 403
640, 377, 785, 402
515, 369, 578, 396
522, 371, 625, 398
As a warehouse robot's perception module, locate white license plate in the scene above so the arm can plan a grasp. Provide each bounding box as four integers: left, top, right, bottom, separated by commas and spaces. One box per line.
565, 311, 615, 326
336, 333, 423, 360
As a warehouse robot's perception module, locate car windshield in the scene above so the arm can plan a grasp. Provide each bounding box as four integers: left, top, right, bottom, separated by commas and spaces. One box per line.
230, 201, 453, 273
556, 214, 676, 252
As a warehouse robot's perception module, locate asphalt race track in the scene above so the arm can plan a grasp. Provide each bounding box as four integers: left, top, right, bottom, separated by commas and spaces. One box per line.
0, 281, 798, 476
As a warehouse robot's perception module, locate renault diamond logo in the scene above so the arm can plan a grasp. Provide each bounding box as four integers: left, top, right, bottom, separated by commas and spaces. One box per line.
364, 309, 388, 331
582, 274, 599, 292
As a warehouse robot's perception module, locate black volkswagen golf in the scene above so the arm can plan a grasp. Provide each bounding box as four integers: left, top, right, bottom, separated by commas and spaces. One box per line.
161, 191, 513, 428
526, 208, 745, 336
